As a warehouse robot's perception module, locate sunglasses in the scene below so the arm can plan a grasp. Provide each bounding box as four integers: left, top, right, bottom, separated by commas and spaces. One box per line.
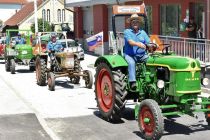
131, 20, 140, 24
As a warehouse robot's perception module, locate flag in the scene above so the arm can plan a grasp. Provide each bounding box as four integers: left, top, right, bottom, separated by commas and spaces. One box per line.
86, 32, 103, 51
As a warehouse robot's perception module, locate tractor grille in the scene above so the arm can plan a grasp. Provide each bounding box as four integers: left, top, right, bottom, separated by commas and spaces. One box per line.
175, 71, 201, 94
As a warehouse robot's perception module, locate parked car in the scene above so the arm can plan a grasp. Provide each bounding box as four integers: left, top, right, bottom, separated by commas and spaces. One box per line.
59, 39, 84, 60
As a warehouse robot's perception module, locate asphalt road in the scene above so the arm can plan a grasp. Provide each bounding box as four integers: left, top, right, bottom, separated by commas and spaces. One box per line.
0, 54, 210, 140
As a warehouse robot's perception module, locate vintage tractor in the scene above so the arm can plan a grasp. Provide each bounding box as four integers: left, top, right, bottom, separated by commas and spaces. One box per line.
35, 32, 93, 91
4, 29, 35, 74
94, 5, 210, 140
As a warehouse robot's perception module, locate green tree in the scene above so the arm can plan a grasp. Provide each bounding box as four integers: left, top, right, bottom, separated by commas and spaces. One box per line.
31, 18, 52, 33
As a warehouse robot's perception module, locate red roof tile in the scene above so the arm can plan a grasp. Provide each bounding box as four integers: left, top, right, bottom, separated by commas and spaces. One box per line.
0, 0, 28, 4
4, 0, 42, 26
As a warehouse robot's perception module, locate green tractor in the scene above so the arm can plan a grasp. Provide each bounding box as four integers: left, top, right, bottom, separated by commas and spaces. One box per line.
94, 5, 210, 139
4, 29, 35, 74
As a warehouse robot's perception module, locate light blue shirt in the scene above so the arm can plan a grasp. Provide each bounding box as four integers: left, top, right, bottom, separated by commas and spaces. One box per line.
15, 37, 25, 44
47, 41, 63, 52
124, 28, 150, 56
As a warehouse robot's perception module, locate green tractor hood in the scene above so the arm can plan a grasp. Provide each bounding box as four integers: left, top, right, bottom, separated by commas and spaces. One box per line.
15, 44, 34, 60
147, 55, 201, 71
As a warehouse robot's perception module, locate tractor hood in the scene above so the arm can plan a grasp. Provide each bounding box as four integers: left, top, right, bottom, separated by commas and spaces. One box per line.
15, 44, 32, 50
15, 44, 33, 60
147, 55, 201, 71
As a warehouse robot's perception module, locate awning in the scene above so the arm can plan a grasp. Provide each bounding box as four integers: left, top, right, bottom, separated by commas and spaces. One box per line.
65, 0, 139, 7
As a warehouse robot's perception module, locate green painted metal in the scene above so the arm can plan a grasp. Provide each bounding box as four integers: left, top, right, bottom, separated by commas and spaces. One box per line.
160, 104, 178, 109
144, 118, 150, 123
135, 104, 140, 120
94, 55, 128, 68
147, 55, 201, 71
193, 108, 210, 112
163, 111, 183, 116
15, 44, 33, 60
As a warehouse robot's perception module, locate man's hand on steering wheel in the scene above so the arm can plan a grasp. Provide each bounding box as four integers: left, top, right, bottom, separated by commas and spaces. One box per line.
146, 42, 158, 53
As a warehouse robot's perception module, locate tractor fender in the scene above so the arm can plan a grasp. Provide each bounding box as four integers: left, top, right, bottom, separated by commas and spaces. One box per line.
94, 54, 128, 68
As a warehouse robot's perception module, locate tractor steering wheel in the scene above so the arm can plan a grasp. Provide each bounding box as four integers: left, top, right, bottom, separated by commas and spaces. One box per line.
161, 44, 171, 55
146, 42, 158, 53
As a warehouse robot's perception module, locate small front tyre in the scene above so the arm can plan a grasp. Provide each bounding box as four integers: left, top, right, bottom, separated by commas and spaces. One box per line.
138, 99, 164, 140
10, 59, 15, 74
84, 70, 93, 89
47, 72, 55, 91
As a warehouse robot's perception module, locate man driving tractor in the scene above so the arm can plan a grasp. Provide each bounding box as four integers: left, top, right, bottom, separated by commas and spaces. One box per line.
47, 34, 63, 53
124, 13, 151, 90
15, 33, 26, 44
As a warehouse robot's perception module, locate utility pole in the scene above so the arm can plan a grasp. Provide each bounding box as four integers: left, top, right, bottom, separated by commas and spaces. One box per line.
207, 0, 210, 39
34, 0, 38, 33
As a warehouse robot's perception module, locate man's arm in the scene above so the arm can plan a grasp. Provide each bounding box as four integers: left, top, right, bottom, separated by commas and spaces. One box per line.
124, 29, 146, 49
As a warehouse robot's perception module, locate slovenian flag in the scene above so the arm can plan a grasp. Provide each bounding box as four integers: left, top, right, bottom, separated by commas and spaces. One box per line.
86, 32, 103, 51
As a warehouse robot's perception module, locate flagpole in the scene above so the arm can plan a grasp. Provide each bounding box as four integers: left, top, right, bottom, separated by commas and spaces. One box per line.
34, 0, 38, 33
102, 32, 104, 55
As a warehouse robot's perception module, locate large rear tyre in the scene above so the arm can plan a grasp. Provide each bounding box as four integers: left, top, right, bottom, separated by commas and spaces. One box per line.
138, 99, 164, 140
206, 105, 210, 126
47, 72, 55, 91
95, 63, 127, 122
5, 59, 10, 72
10, 59, 15, 74
84, 70, 93, 89
36, 57, 46, 86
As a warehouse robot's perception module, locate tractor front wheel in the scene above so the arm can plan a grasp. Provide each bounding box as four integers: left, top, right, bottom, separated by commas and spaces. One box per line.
84, 70, 93, 89
5, 59, 10, 72
95, 63, 127, 122
10, 59, 15, 74
47, 72, 55, 91
36, 57, 46, 86
138, 99, 164, 140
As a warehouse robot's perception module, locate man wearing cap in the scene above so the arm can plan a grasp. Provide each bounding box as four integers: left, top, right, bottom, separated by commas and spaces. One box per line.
15, 33, 26, 44
47, 34, 63, 53
124, 13, 151, 90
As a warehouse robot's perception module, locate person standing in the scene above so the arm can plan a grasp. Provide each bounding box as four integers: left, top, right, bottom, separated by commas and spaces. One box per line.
186, 16, 197, 38
186, 16, 197, 58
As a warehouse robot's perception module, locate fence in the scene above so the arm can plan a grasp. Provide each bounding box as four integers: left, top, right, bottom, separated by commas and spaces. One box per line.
109, 31, 210, 63
158, 36, 210, 63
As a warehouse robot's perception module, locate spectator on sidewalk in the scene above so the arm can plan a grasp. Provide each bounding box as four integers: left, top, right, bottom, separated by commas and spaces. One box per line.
186, 16, 197, 58
197, 25, 205, 60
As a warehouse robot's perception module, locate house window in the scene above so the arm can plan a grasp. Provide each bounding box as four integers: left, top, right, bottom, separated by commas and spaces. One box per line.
47, 9, 50, 22
42, 9, 46, 21
62, 9, 65, 22
57, 9, 61, 22
160, 4, 181, 36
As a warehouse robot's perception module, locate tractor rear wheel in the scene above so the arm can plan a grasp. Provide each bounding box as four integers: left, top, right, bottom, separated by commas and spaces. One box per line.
36, 57, 46, 86
47, 72, 55, 91
138, 99, 164, 140
95, 63, 127, 122
10, 59, 15, 74
5, 59, 10, 72
206, 105, 210, 126
84, 70, 93, 89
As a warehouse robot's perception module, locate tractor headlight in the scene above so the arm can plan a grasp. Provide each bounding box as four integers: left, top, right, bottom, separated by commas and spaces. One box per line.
157, 80, 164, 89
202, 78, 209, 86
